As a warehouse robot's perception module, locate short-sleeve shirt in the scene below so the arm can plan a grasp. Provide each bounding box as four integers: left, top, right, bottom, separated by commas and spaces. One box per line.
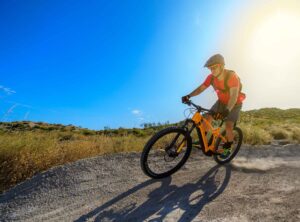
203, 72, 245, 105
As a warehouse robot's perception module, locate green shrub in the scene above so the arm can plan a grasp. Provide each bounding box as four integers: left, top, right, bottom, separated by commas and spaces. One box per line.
58, 134, 74, 141
81, 129, 95, 136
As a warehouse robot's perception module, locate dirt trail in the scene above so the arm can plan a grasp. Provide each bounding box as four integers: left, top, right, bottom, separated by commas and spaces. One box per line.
0, 144, 299, 222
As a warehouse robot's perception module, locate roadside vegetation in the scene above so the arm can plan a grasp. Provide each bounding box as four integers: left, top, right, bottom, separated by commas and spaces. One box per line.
0, 108, 299, 193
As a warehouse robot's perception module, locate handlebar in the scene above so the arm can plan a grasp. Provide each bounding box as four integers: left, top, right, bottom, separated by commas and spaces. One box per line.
183, 99, 226, 124
183, 99, 213, 113
183, 99, 227, 123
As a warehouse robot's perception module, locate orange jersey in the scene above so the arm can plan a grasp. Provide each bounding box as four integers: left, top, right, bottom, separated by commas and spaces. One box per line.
203, 73, 246, 105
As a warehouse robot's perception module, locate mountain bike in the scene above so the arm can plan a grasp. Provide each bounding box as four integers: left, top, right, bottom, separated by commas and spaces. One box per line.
140, 100, 243, 179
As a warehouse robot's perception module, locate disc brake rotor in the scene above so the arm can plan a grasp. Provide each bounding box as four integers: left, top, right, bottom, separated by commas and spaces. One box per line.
164, 146, 178, 162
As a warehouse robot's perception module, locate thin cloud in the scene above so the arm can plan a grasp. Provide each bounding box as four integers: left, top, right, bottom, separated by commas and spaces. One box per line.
2, 103, 18, 121
1, 101, 34, 121
6, 103, 18, 114
24, 111, 30, 120
4, 100, 32, 109
0, 85, 16, 95
132, 109, 142, 116
131, 109, 148, 125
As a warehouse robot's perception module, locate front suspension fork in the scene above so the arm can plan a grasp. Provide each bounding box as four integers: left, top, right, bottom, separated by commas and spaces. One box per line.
166, 120, 196, 154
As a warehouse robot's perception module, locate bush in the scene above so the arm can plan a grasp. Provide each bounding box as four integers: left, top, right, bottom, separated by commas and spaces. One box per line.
58, 134, 74, 141
240, 124, 272, 145
291, 127, 300, 143
81, 129, 95, 136
133, 129, 146, 137
270, 127, 289, 140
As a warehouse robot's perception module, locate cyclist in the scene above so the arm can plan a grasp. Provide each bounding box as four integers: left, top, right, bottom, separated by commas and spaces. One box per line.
182, 54, 246, 153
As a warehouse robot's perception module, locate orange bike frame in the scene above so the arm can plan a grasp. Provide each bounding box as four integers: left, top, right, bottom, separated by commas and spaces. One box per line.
191, 112, 227, 153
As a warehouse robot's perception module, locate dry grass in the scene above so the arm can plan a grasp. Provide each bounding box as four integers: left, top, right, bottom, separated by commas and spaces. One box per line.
279, 123, 300, 143
291, 127, 300, 143
239, 122, 300, 145
1, 119, 300, 193
239, 123, 273, 145
0, 131, 149, 193
269, 127, 290, 140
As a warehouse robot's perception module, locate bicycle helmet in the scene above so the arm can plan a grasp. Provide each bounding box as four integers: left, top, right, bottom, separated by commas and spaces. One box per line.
204, 54, 225, 67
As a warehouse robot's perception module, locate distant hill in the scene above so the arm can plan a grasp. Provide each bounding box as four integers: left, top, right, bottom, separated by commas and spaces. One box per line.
0, 108, 299, 134
241, 108, 300, 121
0, 121, 83, 132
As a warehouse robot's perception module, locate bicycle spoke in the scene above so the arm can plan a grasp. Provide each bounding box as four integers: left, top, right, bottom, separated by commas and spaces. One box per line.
142, 129, 191, 177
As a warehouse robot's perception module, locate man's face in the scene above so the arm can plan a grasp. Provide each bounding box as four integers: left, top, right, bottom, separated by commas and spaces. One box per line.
208, 64, 222, 76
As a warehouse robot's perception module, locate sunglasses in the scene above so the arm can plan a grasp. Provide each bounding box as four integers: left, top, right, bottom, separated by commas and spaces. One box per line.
208, 65, 220, 70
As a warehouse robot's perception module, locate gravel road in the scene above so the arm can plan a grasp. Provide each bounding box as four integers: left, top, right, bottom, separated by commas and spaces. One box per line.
1, 144, 299, 222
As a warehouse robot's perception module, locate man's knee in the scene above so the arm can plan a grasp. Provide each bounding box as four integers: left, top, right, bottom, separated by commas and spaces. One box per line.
225, 121, 234, 130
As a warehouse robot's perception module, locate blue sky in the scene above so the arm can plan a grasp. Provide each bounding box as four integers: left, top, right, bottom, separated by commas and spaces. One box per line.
1, 0, 291, 129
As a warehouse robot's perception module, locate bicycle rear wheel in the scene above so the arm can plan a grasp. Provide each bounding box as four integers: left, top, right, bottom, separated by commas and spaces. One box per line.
213, 127, 243, 164
141, 127, 192, 179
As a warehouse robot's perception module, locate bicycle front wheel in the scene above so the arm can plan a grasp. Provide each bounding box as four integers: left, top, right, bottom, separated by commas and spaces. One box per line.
140, 127, 192, 179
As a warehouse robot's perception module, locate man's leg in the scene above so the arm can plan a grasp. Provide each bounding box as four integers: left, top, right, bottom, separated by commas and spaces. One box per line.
204, 100, 221, 132
225, 120, 235, 142
223, 104, 242, 149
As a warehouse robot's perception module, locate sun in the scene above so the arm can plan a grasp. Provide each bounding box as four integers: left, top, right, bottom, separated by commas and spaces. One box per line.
247, 9, 300, 69
222, 2, 300, 109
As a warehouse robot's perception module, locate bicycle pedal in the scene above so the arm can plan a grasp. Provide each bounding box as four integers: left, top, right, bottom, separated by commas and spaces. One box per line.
216, 148, 224, 154
214, 148, 230, 156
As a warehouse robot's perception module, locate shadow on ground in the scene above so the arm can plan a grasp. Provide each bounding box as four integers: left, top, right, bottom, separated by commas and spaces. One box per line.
75, 164, 232, 222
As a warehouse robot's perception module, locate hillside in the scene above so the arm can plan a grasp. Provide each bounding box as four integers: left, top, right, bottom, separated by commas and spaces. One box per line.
240, 108, 300, 124
0, 108, 299, 194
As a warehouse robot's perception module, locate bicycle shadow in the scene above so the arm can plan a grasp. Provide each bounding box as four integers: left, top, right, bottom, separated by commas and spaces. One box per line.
75, 164, 232, 222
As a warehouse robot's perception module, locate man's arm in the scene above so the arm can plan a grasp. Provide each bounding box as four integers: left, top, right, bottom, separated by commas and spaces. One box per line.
188, 84, 208, 97
227, 87, 239, 111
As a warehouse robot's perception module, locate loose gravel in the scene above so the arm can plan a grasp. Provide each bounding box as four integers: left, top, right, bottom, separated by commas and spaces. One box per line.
0, 144, 299, 222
